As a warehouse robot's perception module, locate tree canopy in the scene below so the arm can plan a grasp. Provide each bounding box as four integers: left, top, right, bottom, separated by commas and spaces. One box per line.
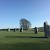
20, 19, 31, 30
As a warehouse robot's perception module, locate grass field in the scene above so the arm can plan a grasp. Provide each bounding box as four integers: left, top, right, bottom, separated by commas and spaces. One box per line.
0, 31, 50, 50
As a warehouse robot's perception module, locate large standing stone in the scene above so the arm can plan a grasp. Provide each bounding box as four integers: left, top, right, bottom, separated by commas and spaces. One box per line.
44, 21, 50, 38
34, 27, 38, 34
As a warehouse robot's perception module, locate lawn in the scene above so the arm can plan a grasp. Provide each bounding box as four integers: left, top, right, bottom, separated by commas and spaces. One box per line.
0, 31, 50, 50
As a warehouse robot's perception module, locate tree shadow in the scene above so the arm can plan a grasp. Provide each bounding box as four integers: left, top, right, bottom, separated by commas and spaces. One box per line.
0, 42, 50, 50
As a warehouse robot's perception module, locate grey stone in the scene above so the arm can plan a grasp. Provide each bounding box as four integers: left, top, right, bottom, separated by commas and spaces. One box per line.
34, 27, 38, 34
14, 28, 16, 32
20, 28, 23, 32
8, 28, 10, 31
44, 21, 50, 38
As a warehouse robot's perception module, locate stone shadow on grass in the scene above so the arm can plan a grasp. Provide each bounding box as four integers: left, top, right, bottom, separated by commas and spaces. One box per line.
5, 36, 48, 38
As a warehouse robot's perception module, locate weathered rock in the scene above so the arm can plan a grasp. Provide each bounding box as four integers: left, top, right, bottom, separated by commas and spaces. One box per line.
34, 27, 38, 34
14, 28, 16, 32
44, 21, 50, 38
8, 28, 10, 31
20, 28, 23, 32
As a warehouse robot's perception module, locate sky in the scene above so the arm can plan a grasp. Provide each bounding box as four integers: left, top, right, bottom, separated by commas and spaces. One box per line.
0, 0, 50, 28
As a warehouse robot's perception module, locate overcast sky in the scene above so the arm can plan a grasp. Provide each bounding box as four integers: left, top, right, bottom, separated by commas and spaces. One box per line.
0, 0, 50, 28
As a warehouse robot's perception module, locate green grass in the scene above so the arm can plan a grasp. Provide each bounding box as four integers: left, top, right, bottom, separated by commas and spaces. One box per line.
0, 31, 50, 50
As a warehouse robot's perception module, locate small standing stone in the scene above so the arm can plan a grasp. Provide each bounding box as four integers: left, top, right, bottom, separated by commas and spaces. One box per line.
14, 28, 16, 32
20, 28, 23, 32
34, 27, 38, 34
8, 28, 10, 31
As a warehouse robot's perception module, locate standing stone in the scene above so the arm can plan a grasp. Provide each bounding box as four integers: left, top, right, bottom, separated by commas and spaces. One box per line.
44, 21, 48, 37
48, 29, 50, 38
20, 28, 23, 32
22, 28, 23, 32
14, 28, 16, 32
8, 28, 10, 31
34, 27, 38, 34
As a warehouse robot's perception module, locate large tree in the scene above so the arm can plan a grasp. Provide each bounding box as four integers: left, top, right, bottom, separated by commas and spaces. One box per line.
20, 19, 31, 30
